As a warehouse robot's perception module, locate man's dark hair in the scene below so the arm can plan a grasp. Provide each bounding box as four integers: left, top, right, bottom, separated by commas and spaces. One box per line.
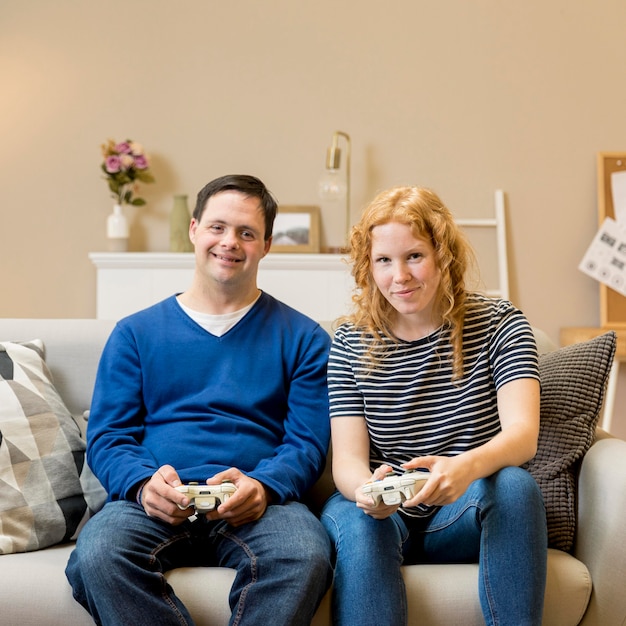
193, 174, 278, 241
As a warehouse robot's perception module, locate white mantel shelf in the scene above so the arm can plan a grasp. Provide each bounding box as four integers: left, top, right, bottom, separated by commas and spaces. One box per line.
89, 252, 353, 322
88, 252, 347, 271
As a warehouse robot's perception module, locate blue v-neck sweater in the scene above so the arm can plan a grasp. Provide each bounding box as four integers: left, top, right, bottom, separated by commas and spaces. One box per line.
86, 293, 331, 503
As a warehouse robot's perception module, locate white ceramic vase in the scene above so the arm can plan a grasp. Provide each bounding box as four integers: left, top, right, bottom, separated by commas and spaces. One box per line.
107, 204, 129, 252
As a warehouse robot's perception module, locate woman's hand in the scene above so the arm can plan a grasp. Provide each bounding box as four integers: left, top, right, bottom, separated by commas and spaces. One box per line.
401, 456, 474, 508
355, 464, 400, 519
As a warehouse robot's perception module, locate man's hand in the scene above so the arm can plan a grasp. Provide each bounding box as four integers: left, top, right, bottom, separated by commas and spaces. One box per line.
138, 465, 196, 525
203, 468, 270, 527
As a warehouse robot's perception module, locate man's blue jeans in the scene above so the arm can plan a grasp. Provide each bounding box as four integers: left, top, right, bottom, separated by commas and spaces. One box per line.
321, 466, 547, 626
66, 500, 332, 625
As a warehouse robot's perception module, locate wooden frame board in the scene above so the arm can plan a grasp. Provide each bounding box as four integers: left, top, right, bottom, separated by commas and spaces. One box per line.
271, 205, 321, 253
598, 152, 626, 328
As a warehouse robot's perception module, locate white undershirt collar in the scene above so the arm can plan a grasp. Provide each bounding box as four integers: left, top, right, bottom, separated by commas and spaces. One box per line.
176, 292, 261, 337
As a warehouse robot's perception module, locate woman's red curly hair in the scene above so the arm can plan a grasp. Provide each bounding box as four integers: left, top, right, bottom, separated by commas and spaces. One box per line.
344, 186, 476, 379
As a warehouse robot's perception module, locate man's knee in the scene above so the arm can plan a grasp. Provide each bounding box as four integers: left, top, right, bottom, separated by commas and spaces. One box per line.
280, 502, 331, 555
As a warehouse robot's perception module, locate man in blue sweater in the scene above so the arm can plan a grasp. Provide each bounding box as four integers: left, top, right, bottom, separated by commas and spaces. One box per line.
66, 175, 332, 625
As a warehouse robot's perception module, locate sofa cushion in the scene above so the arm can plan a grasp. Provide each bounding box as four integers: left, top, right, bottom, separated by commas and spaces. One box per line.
0, 340, 106, 554
523, 331, 616, 552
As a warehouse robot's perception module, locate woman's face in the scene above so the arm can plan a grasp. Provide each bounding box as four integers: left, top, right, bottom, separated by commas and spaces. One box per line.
370, 220, 442, 328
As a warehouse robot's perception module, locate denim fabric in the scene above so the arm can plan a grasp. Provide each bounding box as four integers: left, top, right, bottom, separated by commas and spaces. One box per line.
321, 467, 547, 626
66, 500, 332, 626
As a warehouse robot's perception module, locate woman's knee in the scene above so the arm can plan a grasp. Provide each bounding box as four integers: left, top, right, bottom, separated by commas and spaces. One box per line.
321, 491, 405, 560
321, 492, 376, 541
494, 467, 543, 504
476, 467, 546, 526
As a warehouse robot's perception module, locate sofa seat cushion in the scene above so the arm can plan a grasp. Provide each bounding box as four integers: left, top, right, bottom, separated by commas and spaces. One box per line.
164, 548, 590, 626
0, 541, 590, 626
399, 549, 590, 626
0, 543, 94, 625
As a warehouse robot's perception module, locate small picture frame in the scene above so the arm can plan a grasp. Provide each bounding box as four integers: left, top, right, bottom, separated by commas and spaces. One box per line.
271, 205, 321, 253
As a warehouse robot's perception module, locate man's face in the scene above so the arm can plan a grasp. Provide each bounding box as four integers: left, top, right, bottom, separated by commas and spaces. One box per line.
189, 190, 271, 288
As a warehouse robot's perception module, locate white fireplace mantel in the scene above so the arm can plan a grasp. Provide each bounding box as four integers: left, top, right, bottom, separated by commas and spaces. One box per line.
89, 252, 353, 321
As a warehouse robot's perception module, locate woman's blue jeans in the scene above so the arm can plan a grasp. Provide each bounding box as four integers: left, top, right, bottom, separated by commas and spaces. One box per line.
321, 467, 547, 626
66, 500, 332, 626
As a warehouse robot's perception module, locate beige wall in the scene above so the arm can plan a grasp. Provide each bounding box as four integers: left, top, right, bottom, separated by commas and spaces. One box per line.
2, 1, 625, 339
0, 6, 626, 316
5, 1, 626, 437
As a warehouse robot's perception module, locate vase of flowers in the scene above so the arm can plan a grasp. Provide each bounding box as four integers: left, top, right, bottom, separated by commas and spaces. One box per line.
101, 139, 155, 251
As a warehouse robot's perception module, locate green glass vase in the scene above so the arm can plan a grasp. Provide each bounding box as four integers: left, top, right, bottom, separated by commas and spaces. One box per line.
169, 194, 193, 252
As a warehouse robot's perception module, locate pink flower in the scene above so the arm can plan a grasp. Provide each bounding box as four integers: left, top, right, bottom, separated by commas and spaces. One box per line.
114, 141, 132, 154
119, 154, 134, 169
105, 155, 122, 173
101, 138, 155, 206
133, 154, 148, 170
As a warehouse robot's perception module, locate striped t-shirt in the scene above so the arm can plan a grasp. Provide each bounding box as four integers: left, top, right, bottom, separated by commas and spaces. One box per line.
327, 293, 539, 518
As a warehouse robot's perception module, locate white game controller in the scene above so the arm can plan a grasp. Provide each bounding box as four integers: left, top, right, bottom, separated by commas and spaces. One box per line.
361, 471, 430, 506
176, 481, 236, 513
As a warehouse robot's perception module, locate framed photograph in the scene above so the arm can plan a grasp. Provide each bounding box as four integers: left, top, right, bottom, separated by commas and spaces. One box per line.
271, 205, 321, 253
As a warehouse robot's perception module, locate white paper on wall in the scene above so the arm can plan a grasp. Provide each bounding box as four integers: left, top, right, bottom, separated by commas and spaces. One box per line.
612, 170, 626, 225
579, 216, 626, 297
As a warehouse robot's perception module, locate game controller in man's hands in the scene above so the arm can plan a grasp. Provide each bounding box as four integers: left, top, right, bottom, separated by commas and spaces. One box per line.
175, 481, 236, 513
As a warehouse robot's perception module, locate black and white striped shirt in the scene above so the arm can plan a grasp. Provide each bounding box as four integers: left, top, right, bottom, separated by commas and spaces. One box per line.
328, 294, 539, 518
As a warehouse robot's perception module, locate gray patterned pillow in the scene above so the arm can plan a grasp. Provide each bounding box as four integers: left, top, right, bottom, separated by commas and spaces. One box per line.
523, 331, 616, 552
0, 340, 106, 554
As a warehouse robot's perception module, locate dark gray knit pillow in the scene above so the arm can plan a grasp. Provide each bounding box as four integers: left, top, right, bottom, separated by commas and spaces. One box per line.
523, 331, 616, 552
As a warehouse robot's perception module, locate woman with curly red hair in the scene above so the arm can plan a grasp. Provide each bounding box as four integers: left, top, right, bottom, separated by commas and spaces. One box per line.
321, 186, 547, 626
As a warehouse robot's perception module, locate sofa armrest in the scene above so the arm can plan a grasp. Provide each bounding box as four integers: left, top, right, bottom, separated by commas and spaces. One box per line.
576, 436, 626, 625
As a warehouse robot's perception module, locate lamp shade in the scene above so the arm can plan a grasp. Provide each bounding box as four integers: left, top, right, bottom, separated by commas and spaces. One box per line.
318, 168, 347, 200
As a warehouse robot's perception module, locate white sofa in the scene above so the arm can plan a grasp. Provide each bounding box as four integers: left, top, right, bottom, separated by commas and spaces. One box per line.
0, 318, 625, 626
